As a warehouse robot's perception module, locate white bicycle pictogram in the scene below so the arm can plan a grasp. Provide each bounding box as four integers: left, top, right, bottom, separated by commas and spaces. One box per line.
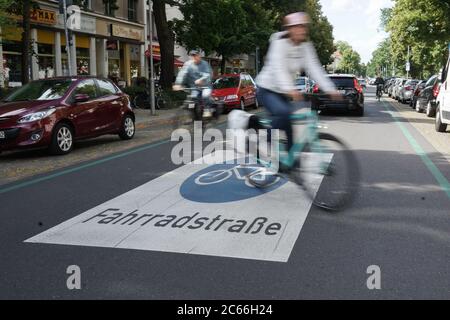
194, 165, 281, 188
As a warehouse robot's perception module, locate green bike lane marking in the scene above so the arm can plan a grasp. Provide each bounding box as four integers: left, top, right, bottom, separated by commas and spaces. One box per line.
381, 99, 450, 200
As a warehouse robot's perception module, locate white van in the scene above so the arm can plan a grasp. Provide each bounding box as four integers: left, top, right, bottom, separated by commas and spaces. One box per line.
436, 53, 450, 132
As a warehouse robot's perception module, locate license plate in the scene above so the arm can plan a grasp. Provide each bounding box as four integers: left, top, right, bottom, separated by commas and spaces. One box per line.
339, 90, 346, 94
188, 103, 195, 109
0, 131, 5, 139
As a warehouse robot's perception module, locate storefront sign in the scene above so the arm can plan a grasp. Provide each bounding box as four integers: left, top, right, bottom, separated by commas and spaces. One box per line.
152, 44, 160, 55
56, 14, 96, 34
111, 25, 143, 41
31, 9, 57, 25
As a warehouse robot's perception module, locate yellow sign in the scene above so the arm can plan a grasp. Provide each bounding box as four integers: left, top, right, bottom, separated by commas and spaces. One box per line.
152, 44, 160, 55
31, 9, 57, 25
111, 25, 143, 41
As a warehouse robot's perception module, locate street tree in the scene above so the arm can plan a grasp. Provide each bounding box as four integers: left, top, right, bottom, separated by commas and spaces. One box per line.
4, 0, 38, 85
172, 0, 273, 74
153, 0, 177, 89
383, 0, 450, 79
335, 41, 362, 75
367, 38, 393, 77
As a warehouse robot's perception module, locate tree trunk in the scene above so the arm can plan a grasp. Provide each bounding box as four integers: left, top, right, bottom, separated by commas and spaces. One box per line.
21, 0, 31, 84
220, 56, 226, 75
153, 0, 174, 90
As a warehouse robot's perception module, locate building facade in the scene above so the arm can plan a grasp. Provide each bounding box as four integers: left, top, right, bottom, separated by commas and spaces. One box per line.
0, 0, 147, 87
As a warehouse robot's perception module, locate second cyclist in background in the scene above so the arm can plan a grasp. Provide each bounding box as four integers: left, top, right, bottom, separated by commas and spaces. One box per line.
173, 50, 215, 118
374, 74, 385, 99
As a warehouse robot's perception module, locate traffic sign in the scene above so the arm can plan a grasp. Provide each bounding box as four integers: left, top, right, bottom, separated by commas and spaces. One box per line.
406, 61, 410, 72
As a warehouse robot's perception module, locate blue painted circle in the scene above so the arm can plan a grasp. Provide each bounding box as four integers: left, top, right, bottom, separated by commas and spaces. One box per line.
180, 161, 287, 203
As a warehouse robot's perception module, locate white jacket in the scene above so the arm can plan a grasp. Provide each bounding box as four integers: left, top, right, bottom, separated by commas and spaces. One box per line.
256, 32, 336, 94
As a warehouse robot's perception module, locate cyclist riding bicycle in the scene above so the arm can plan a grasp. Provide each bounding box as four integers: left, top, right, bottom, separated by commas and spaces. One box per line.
374, 74, 385, 97
254, 12, 342, 171
173, 50, 214, 118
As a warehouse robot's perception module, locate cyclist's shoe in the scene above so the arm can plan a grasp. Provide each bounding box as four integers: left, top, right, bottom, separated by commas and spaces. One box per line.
278, 163, 291, 174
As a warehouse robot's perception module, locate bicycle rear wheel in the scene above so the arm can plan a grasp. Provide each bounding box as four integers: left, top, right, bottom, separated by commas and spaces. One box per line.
293, 132, 360, 211
134, 94, 150, 109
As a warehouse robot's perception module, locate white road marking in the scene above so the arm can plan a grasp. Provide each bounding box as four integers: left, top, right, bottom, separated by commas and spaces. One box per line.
26, 151, 330, 262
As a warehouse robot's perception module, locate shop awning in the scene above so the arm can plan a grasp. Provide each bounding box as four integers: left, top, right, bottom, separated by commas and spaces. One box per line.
152, 55, 184, 67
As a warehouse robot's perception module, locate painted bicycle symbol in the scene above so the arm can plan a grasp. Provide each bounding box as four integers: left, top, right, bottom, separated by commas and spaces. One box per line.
194, 165, 281, 188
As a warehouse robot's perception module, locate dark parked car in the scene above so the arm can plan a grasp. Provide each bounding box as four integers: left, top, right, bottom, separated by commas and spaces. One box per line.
416, 74, 441, 117
0, 76, 135, 155
409, 80, 426, 108
311, 74, 364, 116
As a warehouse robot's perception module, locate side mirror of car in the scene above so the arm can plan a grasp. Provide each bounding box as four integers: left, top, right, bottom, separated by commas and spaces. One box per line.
74, 93, 90, 103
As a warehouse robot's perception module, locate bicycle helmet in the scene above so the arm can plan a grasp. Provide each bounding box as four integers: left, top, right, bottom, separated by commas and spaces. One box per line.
283, 12, 311, 27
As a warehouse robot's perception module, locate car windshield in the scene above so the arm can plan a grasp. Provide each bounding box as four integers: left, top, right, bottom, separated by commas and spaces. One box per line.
406, 80, 418, 86
213, 77, 240, 89
425, 76, 437, 86
3, 79, 73, 102
329, 77, 354, 88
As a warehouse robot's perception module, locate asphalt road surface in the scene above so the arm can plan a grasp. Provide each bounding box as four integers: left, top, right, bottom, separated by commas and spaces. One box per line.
0, 86, 449, 299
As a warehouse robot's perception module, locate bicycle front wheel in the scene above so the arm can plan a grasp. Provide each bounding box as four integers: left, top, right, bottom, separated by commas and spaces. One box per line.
172, 104, 195, 131
293, 132, 360, 211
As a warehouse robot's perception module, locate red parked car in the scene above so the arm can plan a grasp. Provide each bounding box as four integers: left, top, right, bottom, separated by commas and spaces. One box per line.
212, 73, 258, 111
0, 76, 135, 155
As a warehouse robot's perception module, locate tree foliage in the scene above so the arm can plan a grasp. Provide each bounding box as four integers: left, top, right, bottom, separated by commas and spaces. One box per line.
172, 0, 274, 73
334, 41, 363, 75
369, 0, 450, 79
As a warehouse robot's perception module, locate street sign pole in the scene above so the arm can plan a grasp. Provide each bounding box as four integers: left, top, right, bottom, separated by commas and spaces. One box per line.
406, 46, 410, 79
255, 46, 259, 76
148, 0, 156, 116
61, 0, 72, 76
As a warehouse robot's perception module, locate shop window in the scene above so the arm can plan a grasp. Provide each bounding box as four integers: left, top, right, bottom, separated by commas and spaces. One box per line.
104, 0, 117, 17
3, 54, 22, 85
3, 41, 23, 53
108, 60, 120, 83
76, 47, 90, 75
128, 0, 138, 21
38, 43, 55, 79
2, 41, 22, 85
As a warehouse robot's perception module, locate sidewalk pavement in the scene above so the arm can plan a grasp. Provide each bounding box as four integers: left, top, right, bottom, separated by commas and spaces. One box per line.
134, 108, 181, 130
388, 98, 450, 162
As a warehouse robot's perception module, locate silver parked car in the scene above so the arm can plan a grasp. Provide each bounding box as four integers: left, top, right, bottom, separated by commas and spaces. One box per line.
398, 79, 419, 104
393, 78, 407, 100
388, 78, 398, 97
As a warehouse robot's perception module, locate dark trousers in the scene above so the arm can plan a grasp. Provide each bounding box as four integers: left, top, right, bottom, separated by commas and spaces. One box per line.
256, 87, 293, 151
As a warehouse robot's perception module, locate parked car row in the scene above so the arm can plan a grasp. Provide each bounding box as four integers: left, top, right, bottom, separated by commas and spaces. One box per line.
384, 52, 450, 134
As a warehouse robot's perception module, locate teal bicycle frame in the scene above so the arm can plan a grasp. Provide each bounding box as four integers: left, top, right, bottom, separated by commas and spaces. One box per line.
256, 108, 327, 172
